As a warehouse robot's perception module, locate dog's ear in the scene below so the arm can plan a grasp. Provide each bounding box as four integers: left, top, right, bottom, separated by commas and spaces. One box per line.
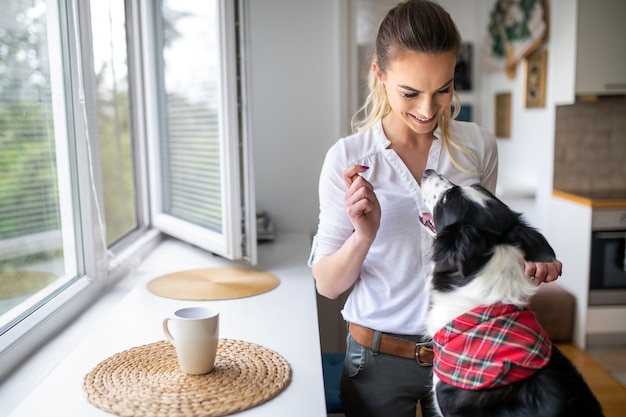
510, 219, 556, 262
480, 192, 557, 263
432, 223, 492, 287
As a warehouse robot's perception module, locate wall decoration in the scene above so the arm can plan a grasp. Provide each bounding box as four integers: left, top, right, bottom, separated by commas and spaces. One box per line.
525, 49, 547, 108
483, 0, 548, 78
454, 43, 472, 91
456, 105, 472, 122
495, 93, 511, 138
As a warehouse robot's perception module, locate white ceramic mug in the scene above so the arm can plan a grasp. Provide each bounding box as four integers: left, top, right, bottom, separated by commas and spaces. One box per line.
163, 307, 219, 374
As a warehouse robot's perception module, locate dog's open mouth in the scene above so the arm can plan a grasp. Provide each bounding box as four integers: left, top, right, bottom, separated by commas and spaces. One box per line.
419, 211, 437, 237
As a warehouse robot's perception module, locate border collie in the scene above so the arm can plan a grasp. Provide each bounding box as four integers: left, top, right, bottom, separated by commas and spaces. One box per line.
418, 169, 604, 417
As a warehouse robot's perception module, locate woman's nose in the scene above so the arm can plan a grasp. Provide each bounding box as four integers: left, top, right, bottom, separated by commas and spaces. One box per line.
417, 97, 435, 119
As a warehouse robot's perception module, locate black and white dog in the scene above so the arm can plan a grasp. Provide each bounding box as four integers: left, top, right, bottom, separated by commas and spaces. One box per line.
418, 169, 603, 417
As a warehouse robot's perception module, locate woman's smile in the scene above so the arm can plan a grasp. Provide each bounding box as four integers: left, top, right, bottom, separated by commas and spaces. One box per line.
375, 50, 457, 137
409, 113, 436, 124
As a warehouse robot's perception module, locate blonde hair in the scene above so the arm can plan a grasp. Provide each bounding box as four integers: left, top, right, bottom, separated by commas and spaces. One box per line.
351, 0, 478, 173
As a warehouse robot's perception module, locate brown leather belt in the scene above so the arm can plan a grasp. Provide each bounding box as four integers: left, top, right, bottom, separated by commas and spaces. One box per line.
349, 322, 433, 366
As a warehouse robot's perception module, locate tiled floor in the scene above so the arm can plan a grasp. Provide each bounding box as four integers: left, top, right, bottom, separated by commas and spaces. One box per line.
587, 347, 626, 387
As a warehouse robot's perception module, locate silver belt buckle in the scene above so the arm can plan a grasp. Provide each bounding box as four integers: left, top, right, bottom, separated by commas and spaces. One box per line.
414, 341, 432, 367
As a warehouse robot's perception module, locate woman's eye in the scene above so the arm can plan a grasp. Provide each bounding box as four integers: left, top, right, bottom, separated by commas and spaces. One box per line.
402, 92, 418, 99
437, 87, 452, 94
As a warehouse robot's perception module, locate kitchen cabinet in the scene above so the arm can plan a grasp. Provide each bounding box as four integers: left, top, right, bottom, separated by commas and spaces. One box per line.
549, 194, 592, 349
575, 0, 626, 96
550, 191, 626, 350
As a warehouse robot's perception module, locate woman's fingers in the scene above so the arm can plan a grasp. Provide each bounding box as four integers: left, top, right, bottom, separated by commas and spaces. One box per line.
524, 260, 563, 284
343, 165, 380, 240
343, 164, 369, 188
346, 179, 376, 214
345, 175, 374, 202
343, 165, 376, 213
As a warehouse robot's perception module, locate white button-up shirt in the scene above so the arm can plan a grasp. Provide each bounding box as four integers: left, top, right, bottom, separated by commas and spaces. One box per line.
309, 119, 498, 335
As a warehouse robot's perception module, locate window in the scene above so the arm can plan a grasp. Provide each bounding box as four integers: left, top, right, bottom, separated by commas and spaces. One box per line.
143, 0, 256, 262
0, 0, 254, 380
91, 0, 139, 245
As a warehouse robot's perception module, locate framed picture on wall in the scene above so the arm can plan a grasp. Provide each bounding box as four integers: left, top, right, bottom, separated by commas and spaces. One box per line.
525, 49, 547, 108
495, 92, 511, 138
483, 0, 548, 78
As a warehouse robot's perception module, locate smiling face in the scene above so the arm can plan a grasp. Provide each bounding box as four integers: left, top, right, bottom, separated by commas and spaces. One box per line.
375, 51, 457, 137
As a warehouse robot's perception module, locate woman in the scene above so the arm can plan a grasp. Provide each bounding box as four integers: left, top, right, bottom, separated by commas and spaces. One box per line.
308, 1, 562, 416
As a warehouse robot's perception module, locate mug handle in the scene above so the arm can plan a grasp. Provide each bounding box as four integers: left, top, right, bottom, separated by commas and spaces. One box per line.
163, 318, 175, 343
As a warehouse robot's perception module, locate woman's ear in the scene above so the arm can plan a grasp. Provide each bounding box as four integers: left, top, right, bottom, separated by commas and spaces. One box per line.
372, 61, 384, 83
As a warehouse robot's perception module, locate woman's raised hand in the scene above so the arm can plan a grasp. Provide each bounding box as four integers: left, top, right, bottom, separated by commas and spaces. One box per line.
342, 165, 381, 242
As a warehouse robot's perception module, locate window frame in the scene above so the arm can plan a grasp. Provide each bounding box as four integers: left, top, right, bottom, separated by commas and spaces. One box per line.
0, 0, 255, 380
140, 0, 256, 263
0, 0, 105, 380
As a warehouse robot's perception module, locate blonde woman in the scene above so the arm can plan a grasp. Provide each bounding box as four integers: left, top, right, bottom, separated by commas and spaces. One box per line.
308, 1, 562, 416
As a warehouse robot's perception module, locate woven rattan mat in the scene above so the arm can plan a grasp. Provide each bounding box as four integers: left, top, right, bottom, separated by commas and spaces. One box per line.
146, 267, 280, 300
83, 339, 291, 417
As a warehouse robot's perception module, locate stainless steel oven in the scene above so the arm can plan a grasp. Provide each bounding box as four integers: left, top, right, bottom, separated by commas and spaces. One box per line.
588, 209, 626, 305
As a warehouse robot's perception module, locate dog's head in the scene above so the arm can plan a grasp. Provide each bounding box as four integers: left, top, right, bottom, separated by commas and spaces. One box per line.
419, 169, 556, 292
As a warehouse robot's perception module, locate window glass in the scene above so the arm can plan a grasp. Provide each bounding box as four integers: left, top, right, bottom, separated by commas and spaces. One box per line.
90, 0, 138, 245
159, 0, 223, 231
148, 0, 256, 262
0, 0, 255, 381
0, 1, 76, 325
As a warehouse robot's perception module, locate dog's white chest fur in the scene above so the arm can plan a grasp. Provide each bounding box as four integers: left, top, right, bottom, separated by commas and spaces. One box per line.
425, 244, 538, 335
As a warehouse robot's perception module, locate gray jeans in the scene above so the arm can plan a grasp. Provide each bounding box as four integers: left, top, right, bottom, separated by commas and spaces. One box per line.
340, 331, 438, 417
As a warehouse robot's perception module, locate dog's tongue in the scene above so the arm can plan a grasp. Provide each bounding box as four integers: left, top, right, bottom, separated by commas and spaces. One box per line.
419, 211, 436, 236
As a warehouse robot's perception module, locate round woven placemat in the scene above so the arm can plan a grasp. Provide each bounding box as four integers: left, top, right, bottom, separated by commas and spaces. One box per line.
146, 267, 280, 301
83, 339, 291, 417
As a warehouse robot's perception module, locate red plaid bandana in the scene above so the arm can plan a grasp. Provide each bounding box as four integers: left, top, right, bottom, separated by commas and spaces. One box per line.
432, 303, 552, 390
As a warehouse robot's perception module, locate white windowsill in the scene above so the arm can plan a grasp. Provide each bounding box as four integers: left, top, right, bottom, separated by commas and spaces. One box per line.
0, 232, 325, 417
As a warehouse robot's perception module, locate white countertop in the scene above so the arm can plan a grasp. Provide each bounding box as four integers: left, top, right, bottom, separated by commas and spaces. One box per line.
3, 232, 326, 417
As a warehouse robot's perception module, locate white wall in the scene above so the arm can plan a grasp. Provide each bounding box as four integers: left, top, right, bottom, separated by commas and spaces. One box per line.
248, 0, 346, 235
